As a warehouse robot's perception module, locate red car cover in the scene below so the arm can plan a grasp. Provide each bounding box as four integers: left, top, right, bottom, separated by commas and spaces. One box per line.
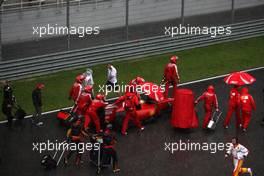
171, 89, 199, 128
139, 82, 165, 102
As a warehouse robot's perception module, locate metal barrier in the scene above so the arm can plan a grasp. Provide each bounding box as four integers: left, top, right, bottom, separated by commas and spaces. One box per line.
0, 0, 103, 12
0, 19, 264, 80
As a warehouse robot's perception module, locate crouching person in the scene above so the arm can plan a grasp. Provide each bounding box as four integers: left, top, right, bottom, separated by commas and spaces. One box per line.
64, 119, 87, 166
102, 125, 120, 173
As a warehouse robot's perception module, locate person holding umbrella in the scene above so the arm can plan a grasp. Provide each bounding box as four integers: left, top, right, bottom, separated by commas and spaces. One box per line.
223, 71, 256, 132
223, 85, 241, 129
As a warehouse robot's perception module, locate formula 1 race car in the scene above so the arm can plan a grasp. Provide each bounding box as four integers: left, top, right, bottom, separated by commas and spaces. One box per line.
104, 82, 173, 127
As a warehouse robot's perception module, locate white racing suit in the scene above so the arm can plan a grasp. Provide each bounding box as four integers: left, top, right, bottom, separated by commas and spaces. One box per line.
83, 69, 94, 86
226, 143, 252, 176
83, 69, 95, 98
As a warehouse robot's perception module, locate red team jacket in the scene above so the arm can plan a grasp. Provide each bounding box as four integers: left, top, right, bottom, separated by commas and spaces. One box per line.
69, 82, 83, 102
240, 88, 256, 112
228, 87, 240, 107
76, 92, 92, 114
87, 99, 108, 112
196, 91, 219, 111
164, 63, 180, 83
116, 92, 139, 112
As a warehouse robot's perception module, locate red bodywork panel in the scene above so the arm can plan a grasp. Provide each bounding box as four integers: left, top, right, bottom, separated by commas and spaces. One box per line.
105, 97, 173, 123
57, 110, 71, 120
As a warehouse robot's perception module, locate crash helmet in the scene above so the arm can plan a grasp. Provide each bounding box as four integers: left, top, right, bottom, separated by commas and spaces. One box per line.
75, 75, 85, 83
95, 94, 105, 101
207, 85, 215, 93
84, 85, 93, 93
170, 55, 178, 63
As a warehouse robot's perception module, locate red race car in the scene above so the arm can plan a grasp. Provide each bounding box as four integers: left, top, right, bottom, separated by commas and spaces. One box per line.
104, 82, 173, 126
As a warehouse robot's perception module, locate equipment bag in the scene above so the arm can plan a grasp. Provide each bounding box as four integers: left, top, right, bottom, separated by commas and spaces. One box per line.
15, 106, 26, 120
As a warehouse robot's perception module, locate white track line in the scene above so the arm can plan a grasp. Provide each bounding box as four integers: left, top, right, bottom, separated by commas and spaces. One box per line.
0, 66, 263, 124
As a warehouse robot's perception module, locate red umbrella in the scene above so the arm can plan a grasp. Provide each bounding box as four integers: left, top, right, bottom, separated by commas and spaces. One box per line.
224, 71, 256, 85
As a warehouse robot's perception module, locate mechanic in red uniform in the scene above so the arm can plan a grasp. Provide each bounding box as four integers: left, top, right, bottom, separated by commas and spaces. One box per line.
195, 85, 219, 129
74, 85, 93, 115
239, 87, 256, 132
224, 85, 241, 129
128, 76, 145, 90
162, 56, 180, 98
84, 94, 108, 133
126, 76, 145, 101
115, 91, 144, 135
69, 75, 85, 103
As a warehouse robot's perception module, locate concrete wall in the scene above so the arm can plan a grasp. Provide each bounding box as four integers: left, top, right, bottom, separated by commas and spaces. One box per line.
2, 0, 264, 43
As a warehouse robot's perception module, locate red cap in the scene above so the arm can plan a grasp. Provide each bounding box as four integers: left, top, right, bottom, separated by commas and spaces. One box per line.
170, 55, 178, 63
36, 83, 45, 89
75, 75, 85, 83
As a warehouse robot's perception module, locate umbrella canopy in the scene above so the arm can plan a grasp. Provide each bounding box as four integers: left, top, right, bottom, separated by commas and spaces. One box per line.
224, 71, 256, 86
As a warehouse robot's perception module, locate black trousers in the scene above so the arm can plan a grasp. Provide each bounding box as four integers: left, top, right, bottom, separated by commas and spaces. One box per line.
33, 105, 42, 123
103, 147, 118, 163
106, 81, 119, 91
65, 140, 82, 164
3, 108, 14, 128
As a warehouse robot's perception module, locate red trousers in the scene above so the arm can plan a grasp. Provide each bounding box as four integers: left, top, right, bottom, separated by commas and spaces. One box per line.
224, 105, 241, 128
121, 110, 142, 134
242, 110, 252, 129
203, 108, 212, 129
84, 111, 101, 133
164, 81, 177, 99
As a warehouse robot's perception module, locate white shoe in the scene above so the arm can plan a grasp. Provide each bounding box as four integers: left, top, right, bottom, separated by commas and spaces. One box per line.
36, 122, 43, 127
248, 168, 253, 176
140, 127, 145, 131
122, 132, 128, 135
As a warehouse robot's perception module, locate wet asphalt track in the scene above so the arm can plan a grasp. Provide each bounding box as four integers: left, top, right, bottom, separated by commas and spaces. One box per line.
0, 68, 264, 176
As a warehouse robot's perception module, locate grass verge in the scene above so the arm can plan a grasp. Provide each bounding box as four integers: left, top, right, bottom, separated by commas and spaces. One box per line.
0, 36, 264, 121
